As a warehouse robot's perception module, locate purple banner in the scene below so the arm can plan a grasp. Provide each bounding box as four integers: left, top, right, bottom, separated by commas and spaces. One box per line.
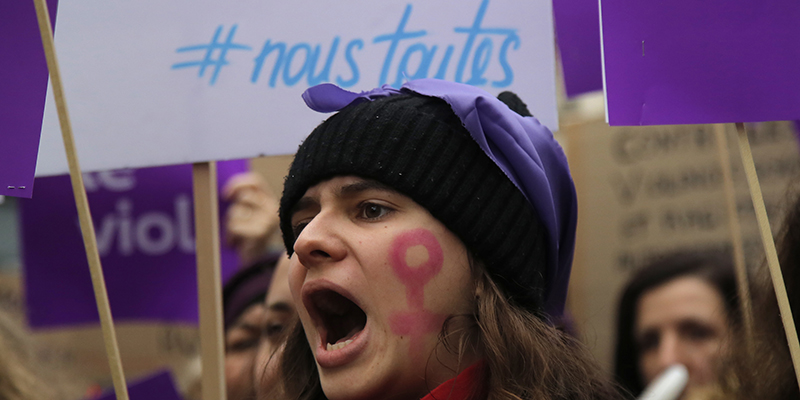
554, 0, 603, 98
20, 160, 246, 328
94, 370, 183, 400
0, 0, 58, 198
601, 0, 800, 126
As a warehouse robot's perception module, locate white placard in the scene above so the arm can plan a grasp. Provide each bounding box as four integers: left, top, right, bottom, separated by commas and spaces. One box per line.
37, 0, 558, 176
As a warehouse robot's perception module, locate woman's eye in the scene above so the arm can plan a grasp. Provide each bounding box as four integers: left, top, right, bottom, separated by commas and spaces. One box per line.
637, 332, 659, 353
681, 322, 715, 341
264, 323, 285, 338
292, 222, 308, 239
359, 202, 392, 220
226, 338, 259, 353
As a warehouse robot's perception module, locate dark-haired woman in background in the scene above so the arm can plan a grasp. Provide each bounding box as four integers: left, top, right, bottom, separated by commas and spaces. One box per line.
613, 251, 739, 398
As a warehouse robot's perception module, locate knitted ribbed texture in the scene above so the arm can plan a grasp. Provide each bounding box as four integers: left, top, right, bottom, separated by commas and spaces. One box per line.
280, 93, 548, 313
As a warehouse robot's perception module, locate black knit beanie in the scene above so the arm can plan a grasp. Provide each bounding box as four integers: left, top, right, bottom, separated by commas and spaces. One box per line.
279, 91, 548, 314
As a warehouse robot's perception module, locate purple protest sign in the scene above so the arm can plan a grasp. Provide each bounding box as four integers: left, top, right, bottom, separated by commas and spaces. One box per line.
553, 0, 603, 98
94, 370, 183, 400
0, 0, 58, 198
20, 160, 247, 328
601, 0, 800, 126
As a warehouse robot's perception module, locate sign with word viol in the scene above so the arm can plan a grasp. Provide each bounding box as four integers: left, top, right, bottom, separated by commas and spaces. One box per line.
600, 0, 800, 126
20, 160, 245, 328
36, 0, 558, 176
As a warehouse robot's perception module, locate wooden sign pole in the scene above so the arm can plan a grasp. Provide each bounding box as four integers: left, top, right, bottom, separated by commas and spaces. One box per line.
31, 1, 129, 399
735, 122, 800, 391
712, 124, 754, 350
192, 161, 227, 400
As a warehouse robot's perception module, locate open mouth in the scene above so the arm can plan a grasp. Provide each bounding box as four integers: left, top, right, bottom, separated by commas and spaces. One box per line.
308, 289, 367, 351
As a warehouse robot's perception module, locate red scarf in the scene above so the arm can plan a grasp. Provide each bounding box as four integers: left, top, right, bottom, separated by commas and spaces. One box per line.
421, 361, 487, 400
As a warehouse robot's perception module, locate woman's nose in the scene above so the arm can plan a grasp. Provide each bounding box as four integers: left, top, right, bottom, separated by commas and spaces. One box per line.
292, 212, 347, 268
655, 332, 681, 371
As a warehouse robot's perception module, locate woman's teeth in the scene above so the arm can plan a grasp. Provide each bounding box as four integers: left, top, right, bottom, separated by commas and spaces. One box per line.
326, 339, 353, 351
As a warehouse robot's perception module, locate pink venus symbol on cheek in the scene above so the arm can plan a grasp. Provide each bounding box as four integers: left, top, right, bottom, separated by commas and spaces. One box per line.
387, 228, 447, 362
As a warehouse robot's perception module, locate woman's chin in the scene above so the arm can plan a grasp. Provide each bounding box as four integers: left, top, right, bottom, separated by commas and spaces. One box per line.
317, 357, 425, 400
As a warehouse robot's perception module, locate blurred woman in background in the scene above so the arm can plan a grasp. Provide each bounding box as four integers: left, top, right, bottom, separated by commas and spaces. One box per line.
613, 251, 739, 398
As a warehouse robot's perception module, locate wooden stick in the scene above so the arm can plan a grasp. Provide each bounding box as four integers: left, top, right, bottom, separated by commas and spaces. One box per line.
713, 124, 754, 350
30, 1, 129, 399
735, 122, 800, 391
192, 162, 227, 400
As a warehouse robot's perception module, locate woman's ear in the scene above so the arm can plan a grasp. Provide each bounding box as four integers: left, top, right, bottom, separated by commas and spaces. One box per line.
467, 253, 489, 306
474, 279, 484, 300
468, 254, 489, 302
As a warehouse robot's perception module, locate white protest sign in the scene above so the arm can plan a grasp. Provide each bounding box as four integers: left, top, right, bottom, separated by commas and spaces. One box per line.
36, 0, 557, 176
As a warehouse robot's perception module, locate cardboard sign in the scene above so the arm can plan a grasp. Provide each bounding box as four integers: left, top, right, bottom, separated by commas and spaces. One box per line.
95, 370, 183, 400
35, 0, 558, 176
0, 0, 58, 198
20, 160, 246, 328
566, 121, 800, 366
600, 0, 800, 125
553, 0, 603, 98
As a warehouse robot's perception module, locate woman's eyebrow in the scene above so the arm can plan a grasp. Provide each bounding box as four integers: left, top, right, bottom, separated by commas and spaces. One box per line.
338, 180, 396, 198
266, 301, 293, 313
291, 196, 318, 216
231, 322, 262, 334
